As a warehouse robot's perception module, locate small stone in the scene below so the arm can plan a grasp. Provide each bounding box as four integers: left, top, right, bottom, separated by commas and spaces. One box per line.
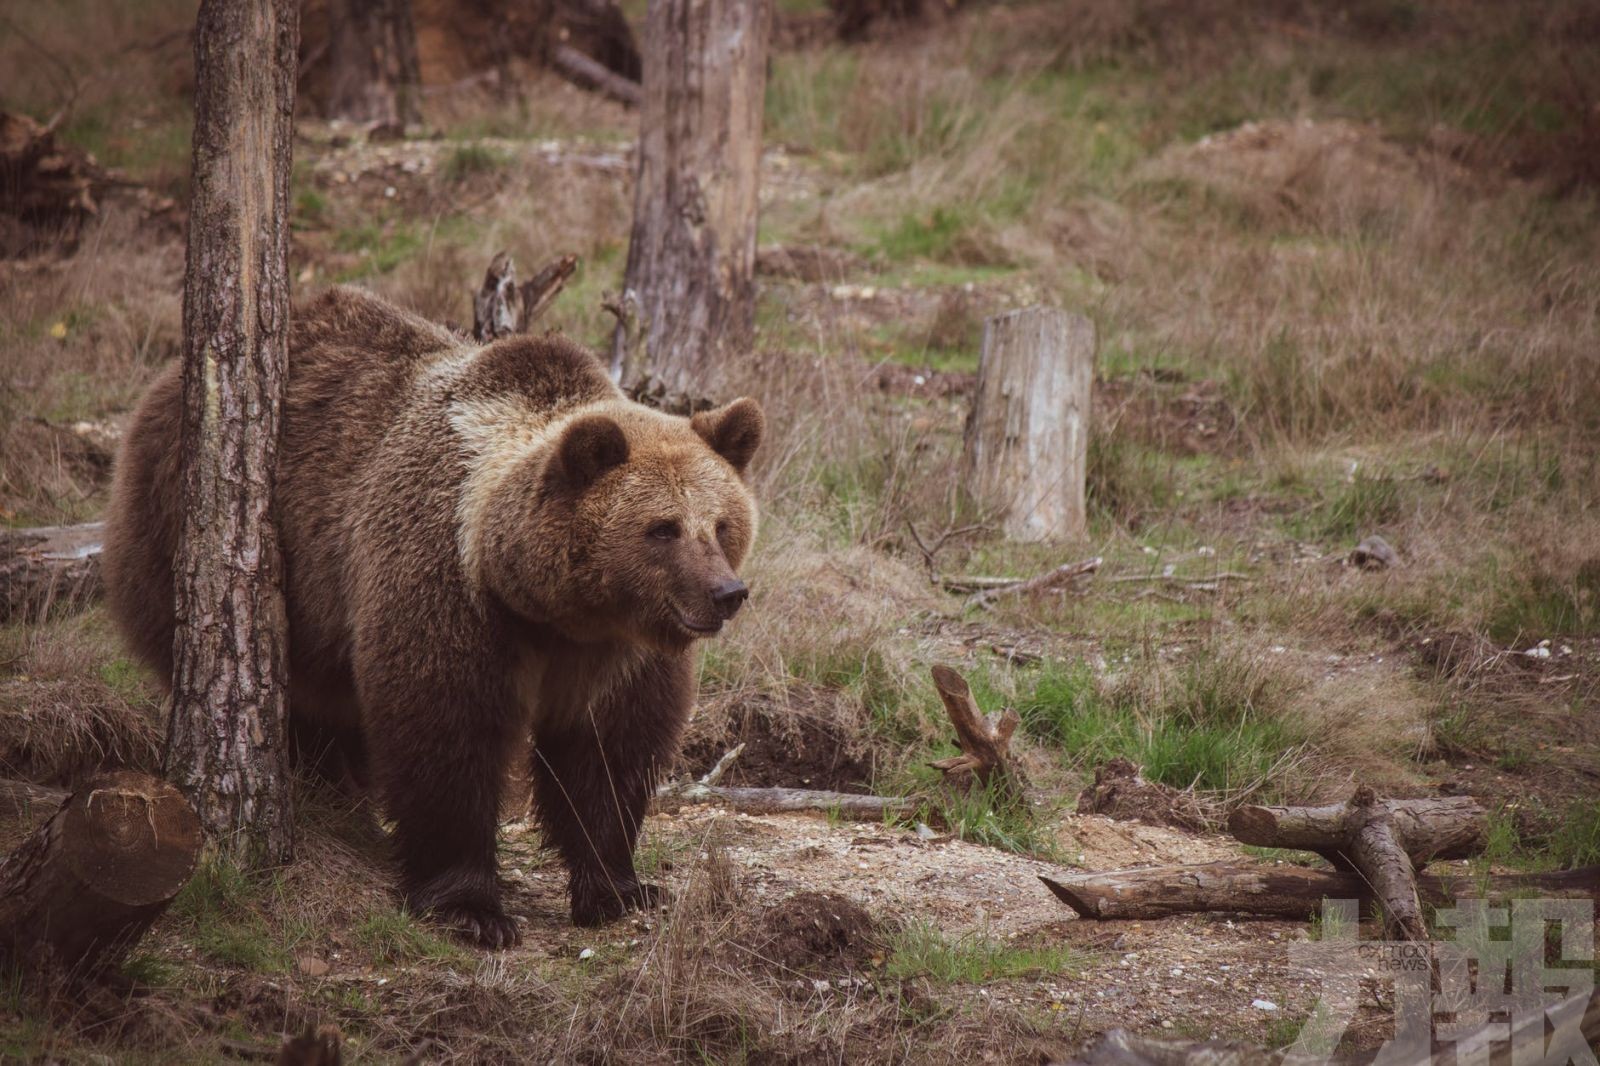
578, 947, 595, 961
1252, 999, 1278, 1012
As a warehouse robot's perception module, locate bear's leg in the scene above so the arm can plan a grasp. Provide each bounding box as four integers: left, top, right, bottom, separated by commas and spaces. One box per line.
360, 666, 524, 948
532, 652, 692, 927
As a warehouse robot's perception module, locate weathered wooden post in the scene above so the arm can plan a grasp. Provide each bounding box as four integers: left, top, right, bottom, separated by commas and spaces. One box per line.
961, 306, 1094, 542
609, 0, 772, 400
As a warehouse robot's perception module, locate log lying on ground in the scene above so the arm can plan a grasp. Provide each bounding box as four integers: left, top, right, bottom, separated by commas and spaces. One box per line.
471, 251, 579, 342
964, 556, 1102, 610
1228, 787, 1486, 940
928, 664, 1020, 790
1228, 793, 1485, 864
0, 771, 202, 972
0, 522, 105, 623
551, 44, 642, 106
1040, 862, 1600, 921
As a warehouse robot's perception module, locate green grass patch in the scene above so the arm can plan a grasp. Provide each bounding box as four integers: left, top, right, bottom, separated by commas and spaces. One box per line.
172, 861, 291, 973
1015, 652, 1309, 796
885, 922, 1083, 984
354, 908, 464, 965
442, 143, 508, 183
1549, 799, 1600, 870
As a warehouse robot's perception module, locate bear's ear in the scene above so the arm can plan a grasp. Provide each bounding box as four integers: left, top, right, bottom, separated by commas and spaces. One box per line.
552, 414, 629, 491
691, 397, 765, 476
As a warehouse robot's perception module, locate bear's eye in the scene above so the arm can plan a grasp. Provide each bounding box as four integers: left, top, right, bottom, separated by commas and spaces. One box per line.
715, 519, 730, 540
646, 520, 680, 541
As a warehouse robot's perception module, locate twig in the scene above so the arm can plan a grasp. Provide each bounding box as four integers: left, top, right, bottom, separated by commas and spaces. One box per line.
906, 520, 987, 583
965, 556, 1102, 610
698, 743, 745, 787
1103, 571, 1252, 585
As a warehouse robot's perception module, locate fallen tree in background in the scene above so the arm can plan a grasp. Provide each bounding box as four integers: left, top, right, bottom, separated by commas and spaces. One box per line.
0, 522, 104, 624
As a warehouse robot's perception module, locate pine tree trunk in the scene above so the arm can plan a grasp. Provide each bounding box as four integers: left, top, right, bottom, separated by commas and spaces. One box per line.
610, 0, 771, 400
327, 0, 422, 126
168, 0, 299, 867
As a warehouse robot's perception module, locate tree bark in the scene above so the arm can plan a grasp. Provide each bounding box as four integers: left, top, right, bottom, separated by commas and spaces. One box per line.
326, 0, 421, 126
610, 0, 771, 399
0, 771, 202, 973
1040, 863, 1600, 921
962, 306, 1095, 542
1227, 795, 1485, 865
169, 0, 299, 867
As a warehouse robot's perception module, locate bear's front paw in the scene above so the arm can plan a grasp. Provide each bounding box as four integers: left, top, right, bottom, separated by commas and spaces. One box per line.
435, 899, 522, 948
408, 876, 522, 949
571, 878, 668, 927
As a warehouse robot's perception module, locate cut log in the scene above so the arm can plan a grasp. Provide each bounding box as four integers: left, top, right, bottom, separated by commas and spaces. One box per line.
0, 771, 202, 972
1039, 862, 1600, 921
1228, 794, 1485, 865
0, 522, 105, 623
610, 0, 771, 398
472, 251, 579, 342
962, 306, 1095, 543
928, 664, 1020, 790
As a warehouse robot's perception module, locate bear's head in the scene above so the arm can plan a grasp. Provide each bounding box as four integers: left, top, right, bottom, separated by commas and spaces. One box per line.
481, 397, 764, 650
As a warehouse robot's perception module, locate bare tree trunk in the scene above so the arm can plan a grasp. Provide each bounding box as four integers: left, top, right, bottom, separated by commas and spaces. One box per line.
169, 0, 299, 867
962, 306, 1095, 542
610, 0, 771, 400
327, 0, 421, 126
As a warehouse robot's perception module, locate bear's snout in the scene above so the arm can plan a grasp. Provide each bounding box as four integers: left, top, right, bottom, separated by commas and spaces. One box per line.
711, 579, 748, 620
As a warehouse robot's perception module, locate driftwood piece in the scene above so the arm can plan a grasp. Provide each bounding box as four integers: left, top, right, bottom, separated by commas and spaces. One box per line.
1228, 794, 1485, 865
928, 665, 1019, 788
965, 556, 1102, 610
962, 306, 1095, 542
1040, 863, 1600, 921
0, 771, 202, 972
0, 521, 105, 623
551, 44, 642, 106
471, 251, 579, 342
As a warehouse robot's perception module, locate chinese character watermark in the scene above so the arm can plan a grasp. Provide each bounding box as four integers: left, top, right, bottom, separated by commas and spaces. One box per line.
1287, 898, 1595, 1066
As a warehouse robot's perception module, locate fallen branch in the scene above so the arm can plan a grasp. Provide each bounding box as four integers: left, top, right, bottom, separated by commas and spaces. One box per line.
1103, 571, 1253, 585
1228, 794, 1485, 866
1040, 863, 1600, 921
550, 44, 642, 107
964, 556, 1101, 610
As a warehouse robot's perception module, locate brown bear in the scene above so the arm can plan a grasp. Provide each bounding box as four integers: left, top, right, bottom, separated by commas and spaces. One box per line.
101, 286, 763, 947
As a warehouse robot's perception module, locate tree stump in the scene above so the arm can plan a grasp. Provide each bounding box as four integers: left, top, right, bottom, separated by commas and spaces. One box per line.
0, 771, 202, 972
962, 306, 1095, 542
169, 0, 300, 865
928, 665, 1020, 792
471, 251, 579, 341
609, 0, 772, 399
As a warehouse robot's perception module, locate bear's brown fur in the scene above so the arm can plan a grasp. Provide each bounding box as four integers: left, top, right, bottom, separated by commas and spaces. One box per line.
101, 286, 763, 946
